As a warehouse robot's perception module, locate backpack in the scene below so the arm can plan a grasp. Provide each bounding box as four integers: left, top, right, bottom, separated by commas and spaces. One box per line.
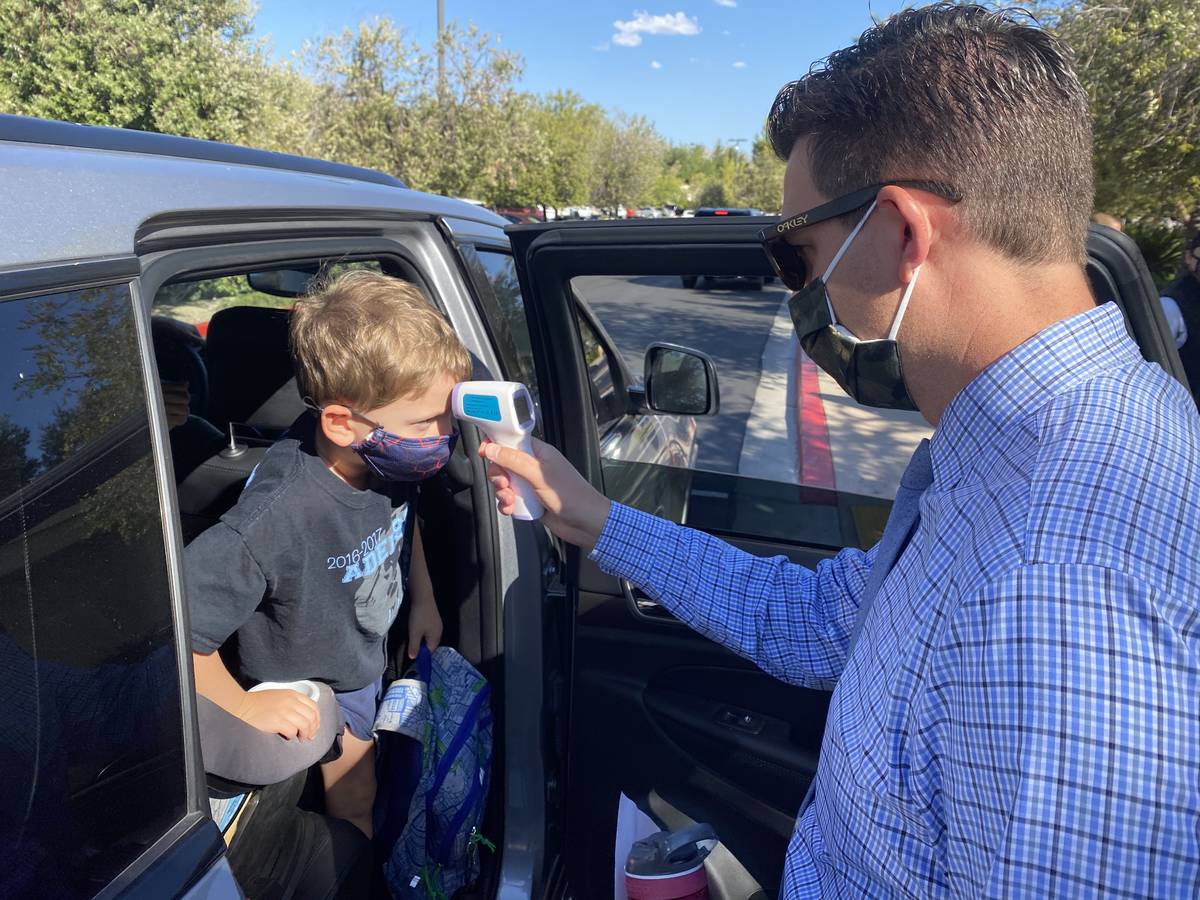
373, 645, 494, 899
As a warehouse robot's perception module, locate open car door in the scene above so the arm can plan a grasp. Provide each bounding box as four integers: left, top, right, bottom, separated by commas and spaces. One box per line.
507, 217, 1186, 899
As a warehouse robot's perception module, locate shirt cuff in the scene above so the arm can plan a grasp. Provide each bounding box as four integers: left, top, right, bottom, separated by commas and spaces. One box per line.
588, 501, 672, 586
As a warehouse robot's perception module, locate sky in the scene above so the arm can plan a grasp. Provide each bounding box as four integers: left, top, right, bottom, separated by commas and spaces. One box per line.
252, 1, 912, 149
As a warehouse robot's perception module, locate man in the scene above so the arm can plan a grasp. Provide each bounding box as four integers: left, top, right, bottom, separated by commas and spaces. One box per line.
1163, 232, 1200, 377
487, 5, 1200, 896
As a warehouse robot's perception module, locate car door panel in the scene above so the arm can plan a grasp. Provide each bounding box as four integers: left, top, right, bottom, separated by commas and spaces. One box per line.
510, 218, 1180, 899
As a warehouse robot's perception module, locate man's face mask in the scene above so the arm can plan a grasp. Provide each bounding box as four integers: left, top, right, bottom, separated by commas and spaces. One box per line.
760, 180, 961, 411
790, 200, 920, 410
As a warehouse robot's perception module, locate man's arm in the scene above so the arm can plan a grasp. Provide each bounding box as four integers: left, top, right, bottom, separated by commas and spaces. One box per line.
932, 564, 1198, 897
590, 501, 873, 687
480, 438, 873, 687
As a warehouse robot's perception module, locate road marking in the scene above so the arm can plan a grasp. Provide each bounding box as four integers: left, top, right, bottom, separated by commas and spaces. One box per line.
737, 295, 800, 484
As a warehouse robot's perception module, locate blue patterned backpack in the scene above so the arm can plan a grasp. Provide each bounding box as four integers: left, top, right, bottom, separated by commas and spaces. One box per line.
373, 645, 494, 899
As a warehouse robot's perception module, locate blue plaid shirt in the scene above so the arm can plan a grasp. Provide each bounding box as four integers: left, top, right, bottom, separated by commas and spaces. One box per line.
591, 303, 1200, 897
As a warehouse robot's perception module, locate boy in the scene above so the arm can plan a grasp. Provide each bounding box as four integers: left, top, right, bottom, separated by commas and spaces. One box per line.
187, 270, 471, 838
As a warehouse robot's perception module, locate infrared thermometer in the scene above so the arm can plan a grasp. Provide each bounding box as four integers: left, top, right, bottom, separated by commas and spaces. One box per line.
452, 381, 544, 521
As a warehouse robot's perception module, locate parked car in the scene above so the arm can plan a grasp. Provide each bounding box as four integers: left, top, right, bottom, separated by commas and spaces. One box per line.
681, 207, 770, 290
1, 115, 1186, 900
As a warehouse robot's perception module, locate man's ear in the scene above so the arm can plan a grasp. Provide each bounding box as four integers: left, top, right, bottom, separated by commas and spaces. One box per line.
320, 403, 357, 448
876, 184, 936, 284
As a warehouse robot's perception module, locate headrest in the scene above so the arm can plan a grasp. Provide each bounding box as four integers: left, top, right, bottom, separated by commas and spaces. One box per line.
204, 306, 304, 433
197, 684, 344, 788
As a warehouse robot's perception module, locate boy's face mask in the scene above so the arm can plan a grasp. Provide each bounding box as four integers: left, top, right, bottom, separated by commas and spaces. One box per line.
788, 199, 922, 411
309, 401, 457, 482
350, 417, 457, 482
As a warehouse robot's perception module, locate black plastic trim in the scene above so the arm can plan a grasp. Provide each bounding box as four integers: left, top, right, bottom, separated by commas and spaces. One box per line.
2, 112, 405, 188
0, 256, 140, 299
95, 813, 227, 900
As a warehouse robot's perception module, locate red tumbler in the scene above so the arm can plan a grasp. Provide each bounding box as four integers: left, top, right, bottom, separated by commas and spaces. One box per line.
624, 823, 718, 900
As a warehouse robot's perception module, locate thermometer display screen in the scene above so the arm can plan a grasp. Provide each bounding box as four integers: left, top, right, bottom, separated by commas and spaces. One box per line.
515, 392, 533, 425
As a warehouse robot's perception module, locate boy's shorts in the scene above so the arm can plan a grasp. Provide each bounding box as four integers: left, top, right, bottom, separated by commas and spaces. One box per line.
334, 678, 383, 741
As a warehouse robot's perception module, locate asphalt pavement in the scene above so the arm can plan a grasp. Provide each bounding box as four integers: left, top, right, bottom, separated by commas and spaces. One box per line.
575, 274, 788, 474
578, 274, 934, 501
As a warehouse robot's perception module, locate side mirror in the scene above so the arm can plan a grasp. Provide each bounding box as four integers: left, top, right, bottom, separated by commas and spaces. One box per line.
642, 342, 720, 416
246, 267, 319, 298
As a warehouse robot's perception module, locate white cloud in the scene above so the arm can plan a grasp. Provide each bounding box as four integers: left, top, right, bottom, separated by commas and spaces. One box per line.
651, 60, 663, 69
612, 10, 701, 48
732, 60, 747, 68
722, 29, 731, 35
714, 0, 737, 6
593, 41, 611, 51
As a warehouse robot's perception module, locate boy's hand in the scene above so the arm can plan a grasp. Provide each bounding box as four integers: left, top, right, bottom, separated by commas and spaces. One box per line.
407, 599, 443, 659
235, 689, 321, 741
479, 437, 612, 552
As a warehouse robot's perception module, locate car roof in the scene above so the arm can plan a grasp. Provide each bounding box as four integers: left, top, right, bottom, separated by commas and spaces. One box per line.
0, 114, 508, 271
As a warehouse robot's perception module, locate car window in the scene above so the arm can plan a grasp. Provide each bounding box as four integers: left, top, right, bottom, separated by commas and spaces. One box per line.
459, 245, 543, 429
576, 311, 624, 431
571, 273, 933, 548
0, 283, 188, 896
155, 259, 383, 331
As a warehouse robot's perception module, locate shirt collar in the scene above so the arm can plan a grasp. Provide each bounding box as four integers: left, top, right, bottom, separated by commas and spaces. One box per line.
930, 302, 1142, 489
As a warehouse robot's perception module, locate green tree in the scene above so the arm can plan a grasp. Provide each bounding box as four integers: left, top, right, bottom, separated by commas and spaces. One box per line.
0, 0, 306, 151
695, 182, 729, 208
735, 130, 786, 211
1039, 0, 1200, 225
302, 19, 548, 206
590, 114, 665, 210
533, 90, 607, 210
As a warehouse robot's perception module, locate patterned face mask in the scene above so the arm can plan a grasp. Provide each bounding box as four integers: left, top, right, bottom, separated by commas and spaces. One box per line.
350, 422, 458, 482
308, 400, 457, 482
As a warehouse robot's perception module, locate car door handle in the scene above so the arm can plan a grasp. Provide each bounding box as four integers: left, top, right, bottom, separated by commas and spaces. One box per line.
621, 579, 682, 625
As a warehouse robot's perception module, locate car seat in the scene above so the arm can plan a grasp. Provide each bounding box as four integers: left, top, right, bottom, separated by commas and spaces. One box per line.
204, 305, 305, 438
174, 306, 307, 542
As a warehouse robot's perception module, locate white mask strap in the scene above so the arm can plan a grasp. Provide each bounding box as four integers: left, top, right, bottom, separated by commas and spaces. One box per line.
887, 264, 921, 341
822, 200, 877, 282
822, 201, 877, 325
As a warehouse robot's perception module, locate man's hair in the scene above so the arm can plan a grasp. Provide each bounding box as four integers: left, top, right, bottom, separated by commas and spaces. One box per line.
767, 3, 1094, 265
290, 269, 472, 411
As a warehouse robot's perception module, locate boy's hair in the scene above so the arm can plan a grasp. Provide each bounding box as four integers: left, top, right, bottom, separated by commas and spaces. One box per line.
767, 3, 1093, 266
290, 269, 472, 411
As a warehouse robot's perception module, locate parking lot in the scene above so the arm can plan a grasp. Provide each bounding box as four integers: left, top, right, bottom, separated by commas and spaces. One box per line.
576, 274, 931, 500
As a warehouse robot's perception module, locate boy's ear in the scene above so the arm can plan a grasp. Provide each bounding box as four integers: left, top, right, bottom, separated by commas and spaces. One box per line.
320, 404, 357, 448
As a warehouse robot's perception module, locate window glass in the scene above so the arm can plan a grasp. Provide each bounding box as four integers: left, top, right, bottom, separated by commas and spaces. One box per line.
571, 273, 933, 549
459, 246, 542, 428
155, 259, 383, 329
0, 283, 186, 896
576, 312, 623, 430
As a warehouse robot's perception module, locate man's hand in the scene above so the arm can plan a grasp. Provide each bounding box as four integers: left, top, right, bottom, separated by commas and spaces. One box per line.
407, 599, 443, 659
480, 437, 611, 551
234, 689, 321, 741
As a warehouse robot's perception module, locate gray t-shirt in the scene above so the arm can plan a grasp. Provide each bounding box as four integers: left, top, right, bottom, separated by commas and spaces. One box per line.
187, 415, 416, 691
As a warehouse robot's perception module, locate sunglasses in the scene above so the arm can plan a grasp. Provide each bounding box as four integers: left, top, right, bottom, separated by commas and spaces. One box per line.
758, 180, 963, 290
